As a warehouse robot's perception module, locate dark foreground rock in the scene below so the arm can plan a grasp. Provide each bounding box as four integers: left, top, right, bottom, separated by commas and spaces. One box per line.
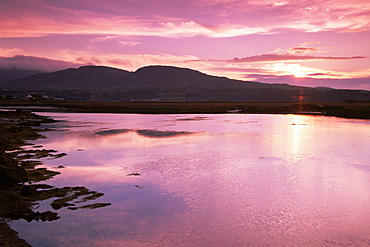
0, 219, 31, 247
0, 109, 110, 246
0, 151, 28, 187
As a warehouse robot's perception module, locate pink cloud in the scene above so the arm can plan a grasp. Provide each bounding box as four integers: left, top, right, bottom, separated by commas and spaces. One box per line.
338, 28, 369, 33
1, 0, 370, 38
70, 53, 201, 72
0, 48, 23, 57
0, 55, 82, 71
106, 59, 134, 68
228, 54, 366, 63
307, 72, 342, 77
271, 42, 332, 56
239, 73, 370, 90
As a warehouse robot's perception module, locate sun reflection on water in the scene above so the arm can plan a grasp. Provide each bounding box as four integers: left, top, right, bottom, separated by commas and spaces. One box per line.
290, 115, 309, 155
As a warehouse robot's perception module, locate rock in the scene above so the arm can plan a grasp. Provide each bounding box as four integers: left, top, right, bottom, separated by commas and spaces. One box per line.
127, 173, 141, 176
28, 211, 60, 222
20, 185, 37, 197
0, 150, 28, 185
0, 150, 18, 167
0, 219, 32, 247
0, 151, 28, 187
0, 166, 28, 187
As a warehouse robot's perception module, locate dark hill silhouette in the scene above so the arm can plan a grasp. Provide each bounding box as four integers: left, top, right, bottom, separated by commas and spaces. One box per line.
1, 66, 130, 89
0, 68, 44, 82
1, 65, 370, 102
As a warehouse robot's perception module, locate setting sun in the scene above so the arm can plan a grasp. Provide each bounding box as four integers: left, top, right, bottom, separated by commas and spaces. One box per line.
285, 64, 312, 78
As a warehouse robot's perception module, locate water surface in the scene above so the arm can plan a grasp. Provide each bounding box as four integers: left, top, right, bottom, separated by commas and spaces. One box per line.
11, 113, 370, 246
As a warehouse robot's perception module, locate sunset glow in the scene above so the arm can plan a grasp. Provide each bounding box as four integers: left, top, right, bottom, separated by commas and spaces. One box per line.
1, 0, 369, 89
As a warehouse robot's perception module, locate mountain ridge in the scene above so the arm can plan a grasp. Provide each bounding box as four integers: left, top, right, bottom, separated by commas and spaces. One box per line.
1, 65, 369, 102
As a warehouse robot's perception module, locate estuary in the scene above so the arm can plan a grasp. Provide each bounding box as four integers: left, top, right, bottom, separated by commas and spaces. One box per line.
10, 113, 370, 246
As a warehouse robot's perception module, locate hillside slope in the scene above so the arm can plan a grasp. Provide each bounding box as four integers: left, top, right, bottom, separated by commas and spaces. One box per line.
1, 65, 369, 102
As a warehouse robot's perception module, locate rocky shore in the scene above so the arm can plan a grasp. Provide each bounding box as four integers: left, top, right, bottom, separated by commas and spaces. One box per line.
0, 109, 110, 246
0, 218, 31, 247
0, 110, 54, 246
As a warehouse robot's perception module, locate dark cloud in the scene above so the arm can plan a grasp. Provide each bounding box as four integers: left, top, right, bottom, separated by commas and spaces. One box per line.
307, 72, 342, 77
244, 73, 370, 90
228, 54, 365, 63
288, 47, 317, 54
338, 28, 369, 33
0, 55, 83, 72
208, 66, 263, 73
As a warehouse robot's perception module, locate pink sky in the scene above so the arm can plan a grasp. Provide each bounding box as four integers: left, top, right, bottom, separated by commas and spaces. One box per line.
1, 0, 370, 89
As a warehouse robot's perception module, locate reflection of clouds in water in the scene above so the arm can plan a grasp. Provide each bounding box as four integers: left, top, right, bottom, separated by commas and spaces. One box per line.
234, 121, 258, 124
48, 120, 106, 131
136, 129, 193, 138
13, 182, 190, 247
95, 129, 194, 138
45, 129, 205, 151
39, 129, 211, 170
351, 163, 370, 172
174, 116, 211, 121
95, 129, 132, 135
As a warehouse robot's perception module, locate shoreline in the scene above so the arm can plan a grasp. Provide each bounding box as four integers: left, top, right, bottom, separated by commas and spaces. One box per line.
0, 109, 54, 246
0, 218, 31, 247
0, 109, 110, 246
1, 101, 369, 120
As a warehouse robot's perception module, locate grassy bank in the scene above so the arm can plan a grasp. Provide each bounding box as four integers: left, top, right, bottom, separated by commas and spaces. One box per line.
1, 101, 370, 119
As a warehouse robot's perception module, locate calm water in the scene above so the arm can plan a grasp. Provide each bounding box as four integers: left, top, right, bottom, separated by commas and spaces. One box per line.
10, 113, 370, 246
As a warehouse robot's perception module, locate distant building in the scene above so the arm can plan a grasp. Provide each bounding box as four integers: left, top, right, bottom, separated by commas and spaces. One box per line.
25, 93, 47, 100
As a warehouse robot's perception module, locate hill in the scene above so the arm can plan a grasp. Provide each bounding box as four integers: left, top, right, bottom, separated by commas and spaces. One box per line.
1, 65, 370, 102
0, 68, 44, 82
